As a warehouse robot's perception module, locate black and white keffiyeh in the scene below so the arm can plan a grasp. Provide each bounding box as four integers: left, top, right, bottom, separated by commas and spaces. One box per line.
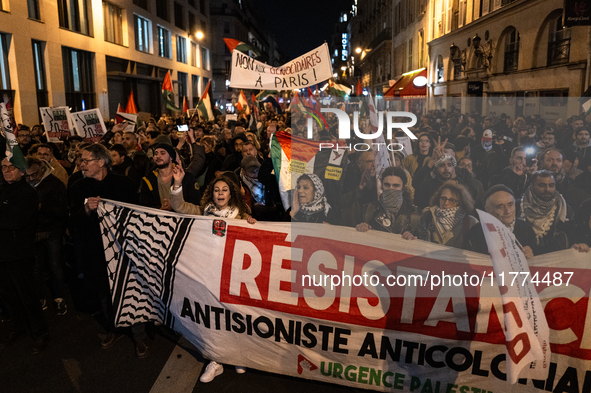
378, 189, 404, 225
434, 206, 465, 234
298, 173, 331, 216
520, 187, 567, 240
203, 202, 239, 219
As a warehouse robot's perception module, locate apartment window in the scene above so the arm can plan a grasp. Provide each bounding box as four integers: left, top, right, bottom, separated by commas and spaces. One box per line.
103, 2, 123, 45
418, 30, 425, 67
190, 42, 197, 67
547, 15, 570, 66
436, 55, 444, 82
62, 47, 95, 112
156, 0, 168, 21
504, 28, 520, 72
158, 26, 171, 58
200, 47, 210, 70
32, 40, 48, 114
199, 0, 206, 15
202, 76, 209, 91
192, 74, 200, 102
0, 34, 11, 96
178, 71, 187, 101
134, 15, 151, 53
133, 0, 148, 10
189, 13, 196, 34
176, 35, 187, 63
58, 0, 92, 35
407, 39, 413, 71
174, 2, 185, 30
28, 0, 41, 20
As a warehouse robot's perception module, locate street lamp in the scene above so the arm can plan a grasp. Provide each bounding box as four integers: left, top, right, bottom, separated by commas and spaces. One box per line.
355, 47, 362, 54
196, 31, 204, 40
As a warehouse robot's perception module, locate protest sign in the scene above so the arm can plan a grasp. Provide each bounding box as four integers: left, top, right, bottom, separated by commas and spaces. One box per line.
396, 136, 413, 157
226, 114, 238, 121
115, 110, 137, 133
478, 210, 551, 383
230, 44, 332, 91
71, 108, 107, 142
39, 106, 74, 143
99, 199, 591, 392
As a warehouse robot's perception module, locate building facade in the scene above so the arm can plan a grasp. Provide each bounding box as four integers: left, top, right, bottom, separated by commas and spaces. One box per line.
209, 0, 282, 112
427, 0, 587, 120
351, 0, 393, 96
0, 0, 212, 126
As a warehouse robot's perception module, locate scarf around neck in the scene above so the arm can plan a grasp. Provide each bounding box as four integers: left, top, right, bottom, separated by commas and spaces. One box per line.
520, 187, 567, 239
203, 202, 239, 219
434, 206, 465, 234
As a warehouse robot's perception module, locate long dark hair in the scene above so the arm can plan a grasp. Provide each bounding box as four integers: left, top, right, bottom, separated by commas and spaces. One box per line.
200, 173, 251, 215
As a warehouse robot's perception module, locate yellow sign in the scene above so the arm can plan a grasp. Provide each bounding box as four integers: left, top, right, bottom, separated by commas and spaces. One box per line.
290, 160, 307, 174
325, 166, 342, 181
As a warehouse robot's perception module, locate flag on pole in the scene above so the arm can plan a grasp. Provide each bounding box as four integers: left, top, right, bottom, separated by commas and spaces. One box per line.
162, 71, 180, 111
125, 91, 138, 114
256, 90, 279, 101
251, 93, 256, 103
117, 103, 126, 114
0, 100, 27, 170
356, 79, 363, 96
223, 38, 261, 57
197, 80, 214, 121
237, 91, 250, 115
182, 96, 189, 114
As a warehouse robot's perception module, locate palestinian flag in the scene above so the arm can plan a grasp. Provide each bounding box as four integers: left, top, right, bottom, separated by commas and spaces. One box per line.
328, 80, 351, 97
125, 91, 138, 114
197, 80, 214, 121
270, 131, 348, 210
162, 71, 180, 111
0, 100, 27, 170
237, 91, 250, 115
223, 38, 261, 57
182, 96, 189, 114
356, 79, 363, 96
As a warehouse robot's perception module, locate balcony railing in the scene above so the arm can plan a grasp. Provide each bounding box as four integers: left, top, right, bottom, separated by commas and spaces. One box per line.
547, 38, 570, 66
369, 28, 392, 50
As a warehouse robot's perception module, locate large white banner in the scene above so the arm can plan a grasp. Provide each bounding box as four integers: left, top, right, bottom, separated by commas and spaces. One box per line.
39, 106, 75, 143
71, 108, 107, 143
98, 200, 591, 392
230, 44, 333, 91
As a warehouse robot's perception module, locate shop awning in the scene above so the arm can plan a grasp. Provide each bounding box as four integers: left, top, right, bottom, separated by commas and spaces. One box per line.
383, 68, 427, 99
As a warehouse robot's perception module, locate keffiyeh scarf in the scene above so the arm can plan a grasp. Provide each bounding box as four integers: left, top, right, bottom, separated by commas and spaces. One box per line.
298, 174, 331, 216
203, 202, 239, 219
519, 187, 567, 240
377, 189, 404, 226
241, 174, 265, 204
434, 206, 465, 234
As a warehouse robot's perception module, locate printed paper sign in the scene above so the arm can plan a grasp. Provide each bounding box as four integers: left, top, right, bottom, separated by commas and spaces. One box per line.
230, 44, 333, 91
71, 108, 107, 143
39, 107, 74, 143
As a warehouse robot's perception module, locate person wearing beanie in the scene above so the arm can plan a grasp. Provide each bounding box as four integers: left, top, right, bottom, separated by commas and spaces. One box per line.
464, 184, 538, 257
139, 143, 201, 211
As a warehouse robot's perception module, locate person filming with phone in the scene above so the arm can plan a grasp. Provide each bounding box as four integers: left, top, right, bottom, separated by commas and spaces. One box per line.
488, 146, 537, 200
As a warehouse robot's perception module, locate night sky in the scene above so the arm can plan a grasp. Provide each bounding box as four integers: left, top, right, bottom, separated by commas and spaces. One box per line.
249, 0, 352, 60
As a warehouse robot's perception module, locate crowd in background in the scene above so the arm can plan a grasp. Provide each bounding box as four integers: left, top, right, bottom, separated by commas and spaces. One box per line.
1, 103, 591, 381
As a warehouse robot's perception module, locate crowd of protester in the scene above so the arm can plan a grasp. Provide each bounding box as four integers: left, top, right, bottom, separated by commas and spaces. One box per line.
1, 104, 591, 383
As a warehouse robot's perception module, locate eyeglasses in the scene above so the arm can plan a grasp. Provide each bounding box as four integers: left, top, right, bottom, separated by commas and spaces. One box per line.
80, 158, 99, 165
1, 164, 17, 171
440, 196, 459, 204
25, 170, 40, 178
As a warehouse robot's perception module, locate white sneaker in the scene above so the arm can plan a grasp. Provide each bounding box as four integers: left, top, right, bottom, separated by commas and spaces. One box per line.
200, 361, 223, 383
235, 366, 246, 374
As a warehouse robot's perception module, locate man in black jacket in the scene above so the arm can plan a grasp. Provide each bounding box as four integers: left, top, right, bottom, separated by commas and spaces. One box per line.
465, 185, 537, 257
26, 157, 69, 316
69, 144, 148, 358
139, 143, 201, 211
488, 147, 536, 200
0, 157, 49, 353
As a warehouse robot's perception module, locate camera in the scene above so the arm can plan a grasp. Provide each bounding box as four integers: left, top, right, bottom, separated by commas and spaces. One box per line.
177, 124, 189, 132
